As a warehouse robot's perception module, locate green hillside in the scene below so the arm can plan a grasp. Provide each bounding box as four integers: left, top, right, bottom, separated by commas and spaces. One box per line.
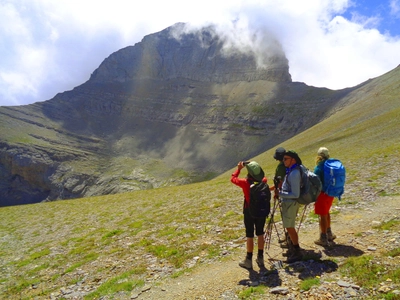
0, 67, 399, 299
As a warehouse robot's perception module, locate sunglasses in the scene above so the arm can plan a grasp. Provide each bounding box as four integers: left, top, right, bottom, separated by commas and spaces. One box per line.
283, 157, 292, 161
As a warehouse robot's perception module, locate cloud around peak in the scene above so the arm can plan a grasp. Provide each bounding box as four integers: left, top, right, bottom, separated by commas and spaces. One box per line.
1, 0, 400, 106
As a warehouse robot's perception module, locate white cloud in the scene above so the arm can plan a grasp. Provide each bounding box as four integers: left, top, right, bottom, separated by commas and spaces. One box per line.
1, 0, 400, 106
390, 0, 400, 17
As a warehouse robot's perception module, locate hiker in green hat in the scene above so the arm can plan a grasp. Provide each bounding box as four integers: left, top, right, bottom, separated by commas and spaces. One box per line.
231, 160, 269, 269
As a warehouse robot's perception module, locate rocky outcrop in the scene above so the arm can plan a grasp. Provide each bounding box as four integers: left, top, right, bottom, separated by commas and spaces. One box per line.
0, 23, 354, 206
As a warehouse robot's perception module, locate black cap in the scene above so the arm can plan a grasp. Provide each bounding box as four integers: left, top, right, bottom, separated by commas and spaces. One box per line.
273, 147, 286, 161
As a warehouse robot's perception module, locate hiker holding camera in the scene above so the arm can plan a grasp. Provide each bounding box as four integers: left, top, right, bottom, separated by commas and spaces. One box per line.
231, 161, 270, 270
278, 150, 303, 263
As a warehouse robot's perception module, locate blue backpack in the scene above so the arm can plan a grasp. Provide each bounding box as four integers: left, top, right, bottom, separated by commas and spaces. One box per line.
323, 159, 346, 199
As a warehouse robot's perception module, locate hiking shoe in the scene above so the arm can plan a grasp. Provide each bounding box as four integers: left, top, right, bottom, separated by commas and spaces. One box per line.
239, 258, 252, 269
327, 229, 337, 241
280, 238, 294, 249
282, 249, 293, 257
256, 256, 264, 268
314, 233, 330, 247
286, 249, 302, 264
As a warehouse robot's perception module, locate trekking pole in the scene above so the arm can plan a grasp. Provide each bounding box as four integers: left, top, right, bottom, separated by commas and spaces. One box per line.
297, 204, 309, 234
264, 197, 278, 250
265, 196, 287, 251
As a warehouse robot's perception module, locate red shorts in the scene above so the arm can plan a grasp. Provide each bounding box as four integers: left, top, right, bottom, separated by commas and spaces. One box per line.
314, 191, 334, 215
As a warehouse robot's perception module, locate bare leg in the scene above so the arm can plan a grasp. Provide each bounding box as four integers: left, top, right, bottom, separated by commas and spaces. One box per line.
319, 214, 329, 234
257, 235, 264, 250
286, 227, 298, 245
327, 213, 331, 229
247, 237, 254, 253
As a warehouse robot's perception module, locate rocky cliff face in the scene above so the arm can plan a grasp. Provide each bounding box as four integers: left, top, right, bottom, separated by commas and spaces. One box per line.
0, 23, 349, 206
90, 23, 291, 84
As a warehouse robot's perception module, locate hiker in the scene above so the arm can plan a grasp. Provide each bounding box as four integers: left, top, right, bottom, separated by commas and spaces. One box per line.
231, 161, 268, 269
271, 147, 286, 199
313, 147, 337, 246
270, 147, 288, 244
278, 150, 303, 263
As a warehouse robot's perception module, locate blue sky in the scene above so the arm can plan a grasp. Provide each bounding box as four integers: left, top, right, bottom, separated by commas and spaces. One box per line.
341, 0, 400, 36
1, 0, 400, 106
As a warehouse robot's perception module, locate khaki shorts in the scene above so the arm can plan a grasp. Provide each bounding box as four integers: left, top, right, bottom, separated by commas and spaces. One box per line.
281, 200, 300, 228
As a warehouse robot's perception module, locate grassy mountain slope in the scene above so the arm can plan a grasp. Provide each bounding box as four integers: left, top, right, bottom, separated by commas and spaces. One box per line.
234, 65, 400, 173
0, 66, 399, 299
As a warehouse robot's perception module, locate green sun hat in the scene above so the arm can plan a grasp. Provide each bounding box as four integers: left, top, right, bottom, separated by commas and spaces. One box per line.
245, 161, 265, 182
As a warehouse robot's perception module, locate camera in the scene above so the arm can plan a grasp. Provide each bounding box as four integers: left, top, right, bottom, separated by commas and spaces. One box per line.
243, 161, 250, 165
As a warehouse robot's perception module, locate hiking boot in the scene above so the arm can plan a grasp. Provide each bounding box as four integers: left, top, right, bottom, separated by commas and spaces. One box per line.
280, 237, 293, 249
286, 248, 302, 264
327, 228, 337, 241
314, 233, 330, 247
256, 256, 265, 268
239, 258, 253, 269
282, 249, 293, 257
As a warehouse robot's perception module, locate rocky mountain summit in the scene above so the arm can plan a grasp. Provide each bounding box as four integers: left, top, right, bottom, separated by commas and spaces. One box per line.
0, 23, 361, 206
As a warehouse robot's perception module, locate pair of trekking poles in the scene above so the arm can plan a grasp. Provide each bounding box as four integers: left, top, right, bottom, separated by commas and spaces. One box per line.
263, 189, 309, 265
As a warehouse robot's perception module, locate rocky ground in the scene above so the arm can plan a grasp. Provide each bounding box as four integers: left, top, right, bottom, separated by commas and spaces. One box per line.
48, 196, 400, 300
129, 195, 400, 300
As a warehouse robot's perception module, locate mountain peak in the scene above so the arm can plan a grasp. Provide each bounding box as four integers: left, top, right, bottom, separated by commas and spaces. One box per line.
90, 23, 292, 84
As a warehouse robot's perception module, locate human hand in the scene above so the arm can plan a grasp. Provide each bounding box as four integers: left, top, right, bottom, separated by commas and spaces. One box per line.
237, 161, 245, 170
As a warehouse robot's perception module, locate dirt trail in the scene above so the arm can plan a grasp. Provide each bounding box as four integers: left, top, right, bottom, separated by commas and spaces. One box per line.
139, 196, 400, 299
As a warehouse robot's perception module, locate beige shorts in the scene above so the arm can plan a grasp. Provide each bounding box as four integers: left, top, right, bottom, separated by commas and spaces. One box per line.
281, 200, 300, 228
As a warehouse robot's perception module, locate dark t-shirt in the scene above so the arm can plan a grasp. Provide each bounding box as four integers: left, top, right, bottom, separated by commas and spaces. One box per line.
274, 162, 286, 184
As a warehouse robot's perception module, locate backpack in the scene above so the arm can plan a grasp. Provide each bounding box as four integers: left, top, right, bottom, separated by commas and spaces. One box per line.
297, 165, 322, 205
323, 158, 346, 199
249, 181, 271, 218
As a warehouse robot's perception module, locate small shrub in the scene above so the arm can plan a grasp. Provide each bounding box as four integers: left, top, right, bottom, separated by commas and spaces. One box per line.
102, 229, 123, 239
385, 247, 400, 257
300, 277, 320, 291
238, 286, 266, 299
84, 271, 144, 300
373, 219, 400, 230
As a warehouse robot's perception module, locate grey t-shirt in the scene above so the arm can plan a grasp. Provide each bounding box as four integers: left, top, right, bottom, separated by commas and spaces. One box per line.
279, 167, 301, 200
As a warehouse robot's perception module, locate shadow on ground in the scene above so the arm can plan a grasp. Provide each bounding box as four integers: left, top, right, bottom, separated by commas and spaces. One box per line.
238, 248, 341, 288
322, 243, 365, 257
238, 261, 283, 288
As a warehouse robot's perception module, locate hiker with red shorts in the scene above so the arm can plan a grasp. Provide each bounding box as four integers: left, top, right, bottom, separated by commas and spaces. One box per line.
314, 147, 337, 246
